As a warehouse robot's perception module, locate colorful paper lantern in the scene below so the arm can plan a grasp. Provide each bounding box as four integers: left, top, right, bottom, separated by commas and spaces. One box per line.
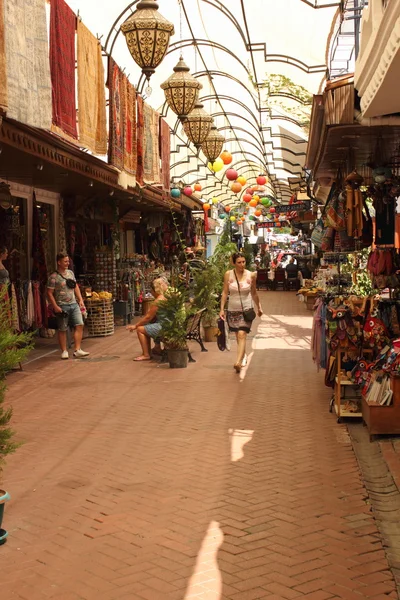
246, 187, 254, 196
230, 216, 236, 222
237, 175, 247, 186
249, 199, 258, 208
253, 195, 260, 202
269, 207, 276, 213
237, 220, 243, 225
170, 187, 181, 198
212, 197, 219, 205
255, 209, 262, 217
256, 174, 267, 186
226, 168, 238, 181
261, 197, 269, 206
231, 182, 242, 194
194, 183, 202, 192
225, 206, 231, 213
220, 150, 233, 165
209, 158, 224, 172
203, 203, 211, 211
249, 215, 255, 221
219, 213, 226, 219
243, 193, 252, 203
184, 186, 193, 196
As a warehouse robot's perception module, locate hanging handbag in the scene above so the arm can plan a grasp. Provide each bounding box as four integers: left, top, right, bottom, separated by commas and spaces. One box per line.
234, 271, 256, 322
321, 227, 335, 251
311, 218, 325, 248
217, 317, 226, 351
326, 192, 346, 231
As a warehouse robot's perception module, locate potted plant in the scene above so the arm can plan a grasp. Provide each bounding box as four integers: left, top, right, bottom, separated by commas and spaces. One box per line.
0, 286, 34, 544
192, 262, 220, 342
157, 286, 191, 368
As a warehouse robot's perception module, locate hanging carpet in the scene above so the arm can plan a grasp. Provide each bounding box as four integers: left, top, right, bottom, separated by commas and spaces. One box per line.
4, 0, 52, 128
0, 0, 7, 111
123, 77, 137, 175
160, 117, 171, 191
50, 0, 77, 138
136, 94, 144, 186
143, 103, 160, 185
108, 57, 125, 171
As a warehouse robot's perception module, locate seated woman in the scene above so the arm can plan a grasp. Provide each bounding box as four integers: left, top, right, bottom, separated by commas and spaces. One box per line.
126, 277, 168, 361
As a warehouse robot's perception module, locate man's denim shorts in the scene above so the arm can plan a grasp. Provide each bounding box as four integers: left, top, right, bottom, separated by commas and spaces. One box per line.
57, 303, 84, 331
144, 322, 162, 339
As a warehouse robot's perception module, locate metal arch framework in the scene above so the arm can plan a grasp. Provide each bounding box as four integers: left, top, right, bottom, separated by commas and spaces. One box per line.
103, 0, 331, 203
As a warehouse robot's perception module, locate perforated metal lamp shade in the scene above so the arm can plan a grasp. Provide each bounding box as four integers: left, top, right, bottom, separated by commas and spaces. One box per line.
201, 125, 225, 163
183, 102, 213, 148
121, 0, 175, 81
161, 57, 202, 119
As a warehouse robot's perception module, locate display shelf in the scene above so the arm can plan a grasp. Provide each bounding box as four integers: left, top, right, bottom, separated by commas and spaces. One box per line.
334, 349, 362, 422
335, 377, 358, 386
334, 404, 362, 419
362, 375, 400, 439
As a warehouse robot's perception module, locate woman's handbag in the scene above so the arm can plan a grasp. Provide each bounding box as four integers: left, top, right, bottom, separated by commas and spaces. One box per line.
234, 271, 256, 322
217, 317, 226, 351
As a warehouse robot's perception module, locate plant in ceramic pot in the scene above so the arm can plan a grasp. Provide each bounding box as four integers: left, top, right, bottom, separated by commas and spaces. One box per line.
157, 286, 191, 368
192, 262, 220, 342
0, 286, 34, 544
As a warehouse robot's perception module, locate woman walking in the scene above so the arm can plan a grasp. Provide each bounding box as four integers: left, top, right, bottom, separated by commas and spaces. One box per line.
219, 252, 263, 372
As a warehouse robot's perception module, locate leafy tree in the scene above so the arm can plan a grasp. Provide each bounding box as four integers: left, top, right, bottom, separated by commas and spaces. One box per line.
210, 220, 237, 294
0, 287, 34, 468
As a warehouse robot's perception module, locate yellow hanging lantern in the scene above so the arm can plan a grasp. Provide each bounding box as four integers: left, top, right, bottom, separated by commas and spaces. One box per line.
212, 197, 219, 204
237, 175, 247, 186
210, 158, 224, 172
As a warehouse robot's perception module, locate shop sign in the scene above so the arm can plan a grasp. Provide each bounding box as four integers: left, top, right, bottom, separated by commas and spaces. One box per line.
257, 221, 288, 229
274, 202, 310, 213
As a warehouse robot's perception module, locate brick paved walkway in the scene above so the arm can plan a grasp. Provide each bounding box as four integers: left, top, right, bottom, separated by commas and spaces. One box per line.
1, 292, 398, 600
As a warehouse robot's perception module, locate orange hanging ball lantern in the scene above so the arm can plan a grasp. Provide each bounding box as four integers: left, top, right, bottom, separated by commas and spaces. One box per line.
220, 150, 233, 165
225, 205, 231, 213
249, 199, 258, 208
194, 183, 202, 192
237, 219, 243, 225
243, 193, 252, 203
255, 209, 262, 217
257, 174, 267, 186
231, 182, 242, 194
203, 203, 211, 211
253, 195, 260, 202
237, 175, 247, 186
226, 168, 238, 181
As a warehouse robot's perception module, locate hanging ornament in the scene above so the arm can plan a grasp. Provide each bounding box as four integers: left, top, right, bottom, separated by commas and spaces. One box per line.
249, 215, 255, 221
194, 183, 202, 192
203, 203, 211, 211
253, 195, 260, 203
170, 186, 181, 198
261, 197, 269, 206
201, 125, 224, 163
121, 0, 175, 85
208, 158, 224, 172
220, 149, 233, 165
256, 174, 267, 186
237, 175, 247, 186
249, 199, 258, 208
225, 206, 232, 213
255, 209, 262, 217
219, 213, 226, 219
237, 220, 243, 225
243, 194, 252, 203
231, 182, 242, 194
230, 216, 236, 222
160, 57, 202, 119
246, 187, 254, 196
183, 102, 213, 148
226, 168, 238, 181
269, 207, 276, 213
184, 186, 193, 196
212, 197, 219, 205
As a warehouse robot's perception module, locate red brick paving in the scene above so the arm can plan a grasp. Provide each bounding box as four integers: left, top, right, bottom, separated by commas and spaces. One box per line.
1, 292, 397, 599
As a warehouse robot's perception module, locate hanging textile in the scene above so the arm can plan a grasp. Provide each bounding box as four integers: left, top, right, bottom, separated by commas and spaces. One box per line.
33, 281, 43, 328
58, 198, 67, 254
31, 196, 48, 284
108, 58, 125, 170
160, 117, 171, 192
136, 94, 144, 186
77, 20, 107, 154
0, 0, 7, 111
123, 77, 137, 175
50, 0, 77, 138
26, 281, 34, 329
4, 0, 52, 128
143, 104, 161, 184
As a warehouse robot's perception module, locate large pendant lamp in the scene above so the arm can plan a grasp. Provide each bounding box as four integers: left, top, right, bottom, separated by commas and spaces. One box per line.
160, 57, 202, 120
201, 125, 224, 163
183, 102, 213, 148
121, 0, 174, 84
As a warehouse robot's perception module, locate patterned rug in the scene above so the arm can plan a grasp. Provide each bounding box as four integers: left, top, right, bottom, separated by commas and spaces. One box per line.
108, 58, 125, 171
50, 0, 77, 137
4, 0, 52, 128
136, 95, 144, 186
143, 104, 161, 184
77, 20, 107, 154
160, 117, 171, 191
123, 78, 137, 175
0, 0, 7, 111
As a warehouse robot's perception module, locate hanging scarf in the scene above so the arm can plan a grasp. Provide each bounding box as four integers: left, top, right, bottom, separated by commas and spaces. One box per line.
33, 281, 43, 328
26, 280, 34, 329
136, 95, 144, 186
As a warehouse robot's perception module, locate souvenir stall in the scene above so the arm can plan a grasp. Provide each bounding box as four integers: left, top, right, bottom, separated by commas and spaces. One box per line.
309, 167, 400, 437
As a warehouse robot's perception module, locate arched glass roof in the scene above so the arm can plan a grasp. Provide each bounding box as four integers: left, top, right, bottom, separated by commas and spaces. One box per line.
66, 0, 340, 204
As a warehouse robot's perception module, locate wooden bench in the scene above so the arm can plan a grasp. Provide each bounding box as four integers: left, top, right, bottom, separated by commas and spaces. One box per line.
160, 308, 208, 363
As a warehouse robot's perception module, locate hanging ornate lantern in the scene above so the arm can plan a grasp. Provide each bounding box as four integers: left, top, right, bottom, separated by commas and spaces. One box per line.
121, 0, 175, 84
201, 125, 224, 163
183, 102, 213, 148
160, 56, 202, 119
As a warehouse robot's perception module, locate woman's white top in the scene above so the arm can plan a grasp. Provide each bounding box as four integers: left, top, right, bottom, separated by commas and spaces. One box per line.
228, 269, 253, 311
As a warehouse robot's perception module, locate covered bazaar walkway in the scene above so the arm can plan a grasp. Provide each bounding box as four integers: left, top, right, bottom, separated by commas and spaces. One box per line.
1, 292, 397, 600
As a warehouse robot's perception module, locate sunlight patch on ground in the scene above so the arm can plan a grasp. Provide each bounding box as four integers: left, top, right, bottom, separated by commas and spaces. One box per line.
252, 314, 311, 350
184, 521, 224, 600
229, 429, 254, 462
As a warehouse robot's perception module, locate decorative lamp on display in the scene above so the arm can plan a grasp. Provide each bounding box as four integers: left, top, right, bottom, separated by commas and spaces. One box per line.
194, 182, 202, 192
231, 182, 242, 194
184, 185, 193, 196
256, 174, 267, 186
208, 157, 224, 172
243, 193, 252, 203
201, 125, 224, 163
237, 175, 247, 186
220, 149, 233, 165
121, 0, 175, 95
170, 186, 181, 198
160, 56, 202, 119
226, 168, 238, 181
183, 102, 213, 148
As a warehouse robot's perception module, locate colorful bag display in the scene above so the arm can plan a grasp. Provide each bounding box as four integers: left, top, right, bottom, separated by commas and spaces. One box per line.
326, 193, 346, 231
311, 219, 325, 248
321, 227, 335, 251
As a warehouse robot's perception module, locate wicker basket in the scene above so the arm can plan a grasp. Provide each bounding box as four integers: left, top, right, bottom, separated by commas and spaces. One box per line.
86, 299, 114, 337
